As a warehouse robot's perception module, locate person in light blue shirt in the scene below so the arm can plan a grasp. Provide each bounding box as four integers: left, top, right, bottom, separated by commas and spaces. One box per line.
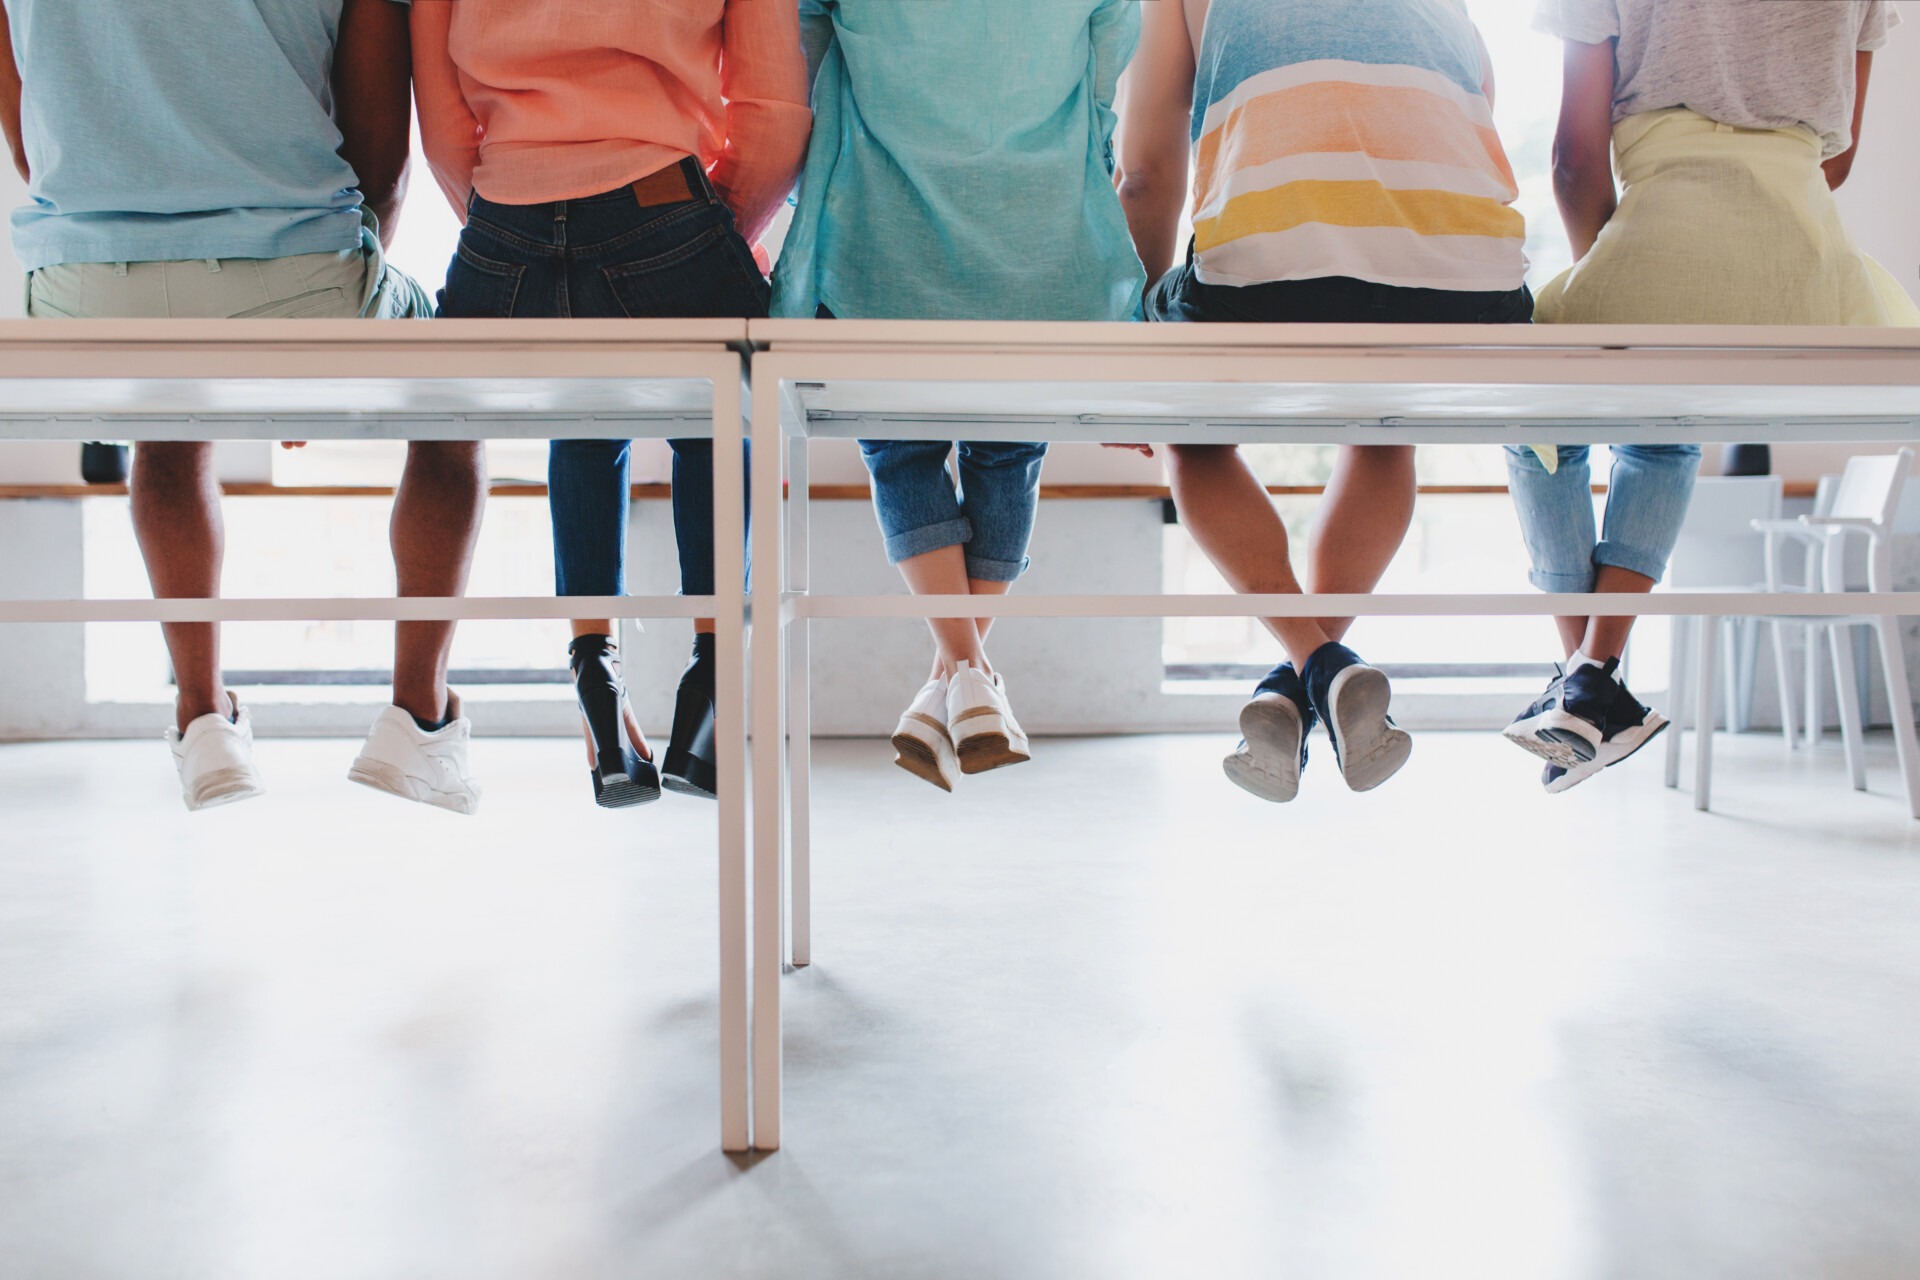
773, 0, 1146, 794
0, 0, 488, 816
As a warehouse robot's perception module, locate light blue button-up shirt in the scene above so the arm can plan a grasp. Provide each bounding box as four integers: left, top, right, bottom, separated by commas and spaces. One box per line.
771, 0, 1146, 322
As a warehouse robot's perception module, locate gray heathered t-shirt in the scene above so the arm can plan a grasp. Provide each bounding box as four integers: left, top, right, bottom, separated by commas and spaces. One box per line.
1533, 0, 1900, 156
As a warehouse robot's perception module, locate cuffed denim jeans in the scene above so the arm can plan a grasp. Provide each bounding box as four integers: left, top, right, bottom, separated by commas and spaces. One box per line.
439, 161, 760, 599
1505, 443, 1702, 591
857, 439, 1047, 582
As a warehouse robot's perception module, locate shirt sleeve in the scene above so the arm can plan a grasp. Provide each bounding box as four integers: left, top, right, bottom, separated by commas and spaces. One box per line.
408, 0, 481, 219
710, 0, 815, 249
1859, 1, 1899, 51
1089, 0, 1140, 119
1533, 0, 1620, 44
799, 0, 837, 95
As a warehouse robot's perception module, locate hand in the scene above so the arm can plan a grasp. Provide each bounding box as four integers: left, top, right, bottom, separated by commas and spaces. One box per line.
1103, 442, 1157, 458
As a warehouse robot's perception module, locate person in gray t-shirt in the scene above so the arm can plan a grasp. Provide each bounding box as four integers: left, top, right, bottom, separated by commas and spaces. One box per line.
1535, 0, 1898, 164
1499, 0, 1913, 796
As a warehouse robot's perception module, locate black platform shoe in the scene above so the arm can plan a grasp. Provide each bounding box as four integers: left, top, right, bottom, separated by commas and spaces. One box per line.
662, 632, 718, 799
568, 634, 662, 809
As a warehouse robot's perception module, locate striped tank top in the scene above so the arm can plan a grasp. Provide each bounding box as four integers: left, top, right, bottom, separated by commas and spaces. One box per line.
1190, 0, 1528, 292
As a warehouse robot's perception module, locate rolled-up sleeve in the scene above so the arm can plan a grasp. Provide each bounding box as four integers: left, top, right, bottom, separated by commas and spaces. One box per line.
712, 0, 814, 246
409, 0, 481, 219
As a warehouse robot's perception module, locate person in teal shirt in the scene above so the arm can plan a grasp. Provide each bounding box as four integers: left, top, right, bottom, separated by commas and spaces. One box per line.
774, 0, 1146, 795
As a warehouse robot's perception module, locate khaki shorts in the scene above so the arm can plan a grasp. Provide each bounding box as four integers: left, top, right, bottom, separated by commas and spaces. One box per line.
26, 209, 430, 321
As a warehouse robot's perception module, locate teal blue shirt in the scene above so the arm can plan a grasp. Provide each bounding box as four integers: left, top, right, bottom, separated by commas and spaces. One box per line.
772, 0, 1146, 322
7, 0, 404, 271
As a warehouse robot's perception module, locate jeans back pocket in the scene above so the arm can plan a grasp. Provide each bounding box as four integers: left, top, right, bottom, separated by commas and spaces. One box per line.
601, 222, 769, 320
438, 240, 528, 319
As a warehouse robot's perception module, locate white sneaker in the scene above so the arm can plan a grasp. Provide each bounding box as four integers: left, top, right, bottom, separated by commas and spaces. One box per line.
347, 692, 480, 815
166, 696, 266, 812
947, 661, 1031, 776
891, 674, 959, 792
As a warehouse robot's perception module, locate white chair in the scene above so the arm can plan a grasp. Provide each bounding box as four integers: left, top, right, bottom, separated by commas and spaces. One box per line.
1663, 476, 1784, 742
1672, 449, 1920, 816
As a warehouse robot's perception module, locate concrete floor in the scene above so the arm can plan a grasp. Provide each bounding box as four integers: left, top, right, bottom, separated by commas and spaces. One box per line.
1, 729, 1917, 1280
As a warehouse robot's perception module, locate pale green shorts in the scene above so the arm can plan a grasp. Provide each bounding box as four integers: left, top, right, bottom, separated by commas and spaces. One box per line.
26, 209, 430, 321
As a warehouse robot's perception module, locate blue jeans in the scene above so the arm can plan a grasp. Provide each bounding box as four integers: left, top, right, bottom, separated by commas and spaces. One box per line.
857, 439, 1047, 582
438, 161, 762, 598
1505, 444, 1702, 591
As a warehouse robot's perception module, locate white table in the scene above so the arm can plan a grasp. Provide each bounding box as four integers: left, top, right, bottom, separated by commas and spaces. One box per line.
0, 318, 758, 1151
746, 320, 1920, 1150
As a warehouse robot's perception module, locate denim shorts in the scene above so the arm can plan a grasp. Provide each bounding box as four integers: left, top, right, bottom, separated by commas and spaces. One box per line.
816, 305, 1047, 582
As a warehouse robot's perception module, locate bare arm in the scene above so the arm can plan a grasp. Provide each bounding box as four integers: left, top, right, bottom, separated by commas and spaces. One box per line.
1553, 38, 1618, 262
713, 0, 814, 247
332, 0, 412, 247
0, 3, 26, 183
1115, 0, 1195, 289
1824, 50, 1872, 190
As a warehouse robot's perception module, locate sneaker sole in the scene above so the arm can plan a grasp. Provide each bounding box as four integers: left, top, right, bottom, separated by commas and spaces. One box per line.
1543, 759, 1603, 794
891, 713, 958, 792
1326, 665, 1411, 793
183, 767, 266, 812
1503, 708, 1601, 768
1540, 712, 1668, 793
1597, 712, 1668, 769
348, 758, 480, 816
952, 708, 1032, 776
1223, 694, 1303, 803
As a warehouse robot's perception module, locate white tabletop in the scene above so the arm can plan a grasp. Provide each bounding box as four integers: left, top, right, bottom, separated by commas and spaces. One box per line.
749, 321, 1920, 445
0, 319, 747, 440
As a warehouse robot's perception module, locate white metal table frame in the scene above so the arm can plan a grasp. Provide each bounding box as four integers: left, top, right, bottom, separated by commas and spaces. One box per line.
746, 320, 1920, 1151
0, 318, 759, 1151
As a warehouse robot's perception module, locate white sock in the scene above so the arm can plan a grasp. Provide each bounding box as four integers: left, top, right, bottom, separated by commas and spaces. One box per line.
1568, 650, 1608, 675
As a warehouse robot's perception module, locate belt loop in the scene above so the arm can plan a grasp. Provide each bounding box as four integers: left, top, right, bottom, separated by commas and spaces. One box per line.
688, 156, 718, 206
112, 262, 129, 276
205, 259, 222, 273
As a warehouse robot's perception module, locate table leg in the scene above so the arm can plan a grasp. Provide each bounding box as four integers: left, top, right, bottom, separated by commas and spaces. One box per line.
750, 360, 789, 1150
710, 366, 750, 1153
1694, 614, 1719, 812
787, 431, 813, 969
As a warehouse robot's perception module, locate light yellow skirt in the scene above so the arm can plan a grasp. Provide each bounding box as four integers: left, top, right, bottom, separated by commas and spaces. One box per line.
1529, 109, 1918, 468
1538, 107, 1919, 326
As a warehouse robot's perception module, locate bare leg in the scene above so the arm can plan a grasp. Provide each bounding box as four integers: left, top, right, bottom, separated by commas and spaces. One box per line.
1577, 565, 1658, 662
920, 581, 1010, 680
130, 442, 228, 734
390, 441, 487, 724
1167, 444, 1329, 670
1554, 615, 1587, 660
897, 545, 997, 676
1310, 445, 1415, 643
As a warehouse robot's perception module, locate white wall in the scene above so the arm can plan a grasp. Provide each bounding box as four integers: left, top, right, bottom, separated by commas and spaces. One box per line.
1838, 31, 1920, 293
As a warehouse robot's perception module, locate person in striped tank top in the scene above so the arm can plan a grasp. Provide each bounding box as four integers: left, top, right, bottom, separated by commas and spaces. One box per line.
1116, 0, 1531, 804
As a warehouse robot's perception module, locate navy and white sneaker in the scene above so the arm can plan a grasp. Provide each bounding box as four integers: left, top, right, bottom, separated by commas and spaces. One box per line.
1541, 759, 1602, 794
1303, 642, 1412, 793
1224, 662, 1316, 803
1506, 657, 1667, 778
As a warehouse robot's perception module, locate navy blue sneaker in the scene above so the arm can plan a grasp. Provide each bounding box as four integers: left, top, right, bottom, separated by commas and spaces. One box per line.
1224, 662, 1316, 802
1302, 642, 1412, 793
1505, 657, 1667, 776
